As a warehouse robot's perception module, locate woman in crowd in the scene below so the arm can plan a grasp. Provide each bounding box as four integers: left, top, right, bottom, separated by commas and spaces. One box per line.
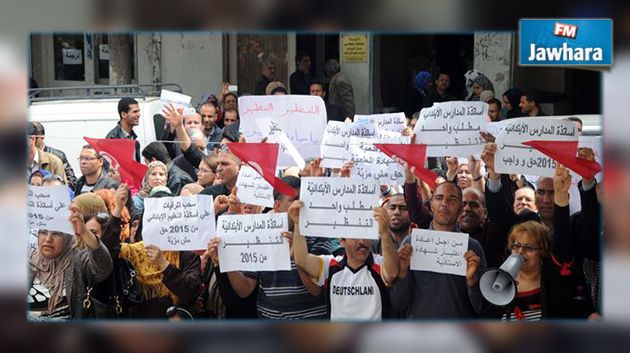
95, 188, 132, 242
196, 155, 218, 188
502, 87, 523, 119
132, 161, 169, 214
464, 70, 495, 101
28, 209, 113, 320
102, 184, 202, 319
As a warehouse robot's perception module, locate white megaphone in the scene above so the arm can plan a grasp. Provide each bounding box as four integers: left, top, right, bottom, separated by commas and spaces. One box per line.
479, 254, 524, 306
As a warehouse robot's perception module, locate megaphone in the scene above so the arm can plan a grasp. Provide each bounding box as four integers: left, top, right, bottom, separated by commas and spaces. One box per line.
479, 254, 524, 306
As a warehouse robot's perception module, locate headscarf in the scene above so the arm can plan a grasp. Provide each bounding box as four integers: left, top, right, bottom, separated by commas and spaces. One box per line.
137, 161, 168, 199
414, 71, 432, 93
29, 232, 74, 315
94, 189, 131, 242
29, 169, 51, 184
465, 70, 494, 101
119, 241, 181, 302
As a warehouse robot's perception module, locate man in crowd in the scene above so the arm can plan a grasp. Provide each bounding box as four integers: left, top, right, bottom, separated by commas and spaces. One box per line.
374, 193, 412, 254
73, 145, 119, 195
199, 102, 223, 147
325, 59, 355, 119
27, 122, 66, 182
106, 97, 141, 162
519, 90, 545, 117
487, 98, 502, 122
30, 122, 77, 189
141, 141, 194, 196
310, 80, 344, 122
428, 71, 456, 104
391, 181, 486, 318
255, 60, 276, 95
172, 128, 208, 181
184, 112, 203, 132
208, 176, 332, 319
290, 51, 312, 95
222, 109, 240, 128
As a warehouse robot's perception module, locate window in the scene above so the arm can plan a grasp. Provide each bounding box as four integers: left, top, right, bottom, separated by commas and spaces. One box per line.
53, 33, 85, 81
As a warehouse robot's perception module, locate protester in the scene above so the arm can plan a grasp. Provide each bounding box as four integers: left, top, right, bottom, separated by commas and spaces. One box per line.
222, 109, 240, 128
255, 60, 276, 95
464, 71, 494, 101
404, 70, 432, 118
106, 97, 141, 162
142, 142, 194, 196
325, 58, 355, 119
28, 124, 66, 181
30, 121, 77, 189
199, 102, 223, 146
519, 90, 545, 117
132, 160, 169, 213
290, 51, 312, 95
427, 70, 456, 104
73, 145, 119, 196
487, 98, 502, 121
310, 80, 344, 122
502, 88, 523, 119
28, 209, 113, 320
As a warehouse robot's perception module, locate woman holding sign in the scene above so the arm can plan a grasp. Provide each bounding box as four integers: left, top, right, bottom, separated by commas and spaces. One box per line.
102, 184, 202, 319
28, 210, 113, 320
132, 161, 169, 214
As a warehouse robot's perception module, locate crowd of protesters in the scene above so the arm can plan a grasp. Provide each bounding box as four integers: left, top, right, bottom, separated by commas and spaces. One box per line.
27, 58, 601, 321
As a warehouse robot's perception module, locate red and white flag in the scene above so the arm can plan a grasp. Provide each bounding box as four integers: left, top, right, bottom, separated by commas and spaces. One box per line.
522, 140, 602, 180
226, 142, 297, 197
84, 137, 148, 193
373, 143, 439, 189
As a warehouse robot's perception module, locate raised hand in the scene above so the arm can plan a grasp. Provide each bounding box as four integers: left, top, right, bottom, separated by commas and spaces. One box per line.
464, 250, 481, 286
145, 244, 169, 270
287, 200, 304, 226
227, 187, 240, 214
398, 244, 412, 279
481, 143, 497, 172
373, 207, 390, 237
161, 103, 183, 129
214, 195, 229, 214
340, 160, 353, 178
553, 163, 572, 207
207, 237, 221, 266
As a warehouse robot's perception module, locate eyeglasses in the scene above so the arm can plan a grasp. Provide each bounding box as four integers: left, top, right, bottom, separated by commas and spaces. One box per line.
510, 242, 540, 252
37, 230, 64, 238
78, 156, 99, 162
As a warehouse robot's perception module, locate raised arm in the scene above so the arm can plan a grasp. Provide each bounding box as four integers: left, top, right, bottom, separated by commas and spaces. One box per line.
206, 237, 258, 298
162, 104, 192, 153
288, 200, 324, 279
374, 207, 399, 285
552, 163, 574, 263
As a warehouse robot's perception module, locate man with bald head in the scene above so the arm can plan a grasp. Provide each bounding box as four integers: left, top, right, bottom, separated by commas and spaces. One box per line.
390, 181, 487, 318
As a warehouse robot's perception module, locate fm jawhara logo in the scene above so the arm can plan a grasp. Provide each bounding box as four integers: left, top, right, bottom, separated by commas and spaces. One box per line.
519, 19, 612, 66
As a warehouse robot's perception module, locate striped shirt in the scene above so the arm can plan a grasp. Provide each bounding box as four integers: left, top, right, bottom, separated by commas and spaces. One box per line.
502, 288, 543, 321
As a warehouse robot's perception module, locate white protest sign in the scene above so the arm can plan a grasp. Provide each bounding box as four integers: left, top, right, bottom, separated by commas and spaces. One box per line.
494, 117, 578, 177
236, 165, 274, 208
238, 95, 327, 159
410, 229, 469, 276
217, 213, 290, 272
350, 135, 410, 185
355, 112, 406, 133
142, 194, 215, 251
255, 117, 306, 169
160, 89, 192, 111
319, 121, 377, 168
299, 177, 380, 239
414, 101, 488, 157
27, 185, 74, 235
62, 48, 82, 65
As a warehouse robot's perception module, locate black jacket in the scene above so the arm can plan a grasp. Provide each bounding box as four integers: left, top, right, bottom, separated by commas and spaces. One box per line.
105, 122, 141, 162
74, 169, 120, 195
167, 162, 194, 196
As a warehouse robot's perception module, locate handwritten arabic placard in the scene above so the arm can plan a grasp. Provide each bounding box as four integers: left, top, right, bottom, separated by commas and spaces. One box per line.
350, 135, 409, 185
27, 185, 74, 235
414, 101, 488, 157
354, 112, 406, 133
494, 117, 578, 177
255, 117, 306, 169
160, 89, 192, 112
236, 165, 274, 208
299, 177, 379, 239
320, 121, 376, 168
238, 95, 327, 160
217, 213, 290, 272
410, 229, 469, 276
142, 194, 215, 251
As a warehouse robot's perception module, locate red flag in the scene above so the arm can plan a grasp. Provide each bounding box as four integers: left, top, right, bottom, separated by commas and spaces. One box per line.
84, 137, 148, 192
373, 143, 438, 189
226, 142, 297, 197
522, 140, 602, 180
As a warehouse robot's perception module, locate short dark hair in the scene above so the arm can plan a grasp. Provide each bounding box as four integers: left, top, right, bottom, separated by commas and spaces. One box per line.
81, 144, 102, 159
310, 79, 325, 90
223, 108, 239, 120
29, 121, 45, 136
198, 101, 217, 112
295, 51, 310, 64
223, 92, 238, 102
487, 97, 502, 110
436, 70, 451, 80
521, 90, 541, 106
142, 142, 171, 164
274, 175, 300, 201
118, 97, 139, 119
433, 180, 463, 202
